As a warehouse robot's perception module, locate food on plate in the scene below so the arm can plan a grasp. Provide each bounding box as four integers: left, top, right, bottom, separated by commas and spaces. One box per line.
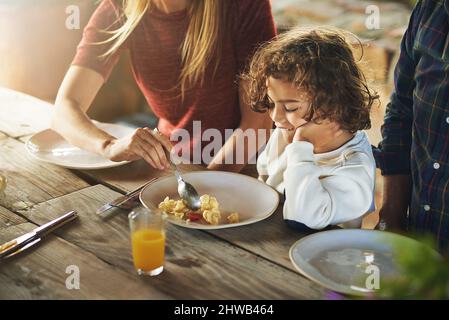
226, 212, 240, 224
199, 194, 219, 211
202, 209, 221, 225
158, 194, 239, 225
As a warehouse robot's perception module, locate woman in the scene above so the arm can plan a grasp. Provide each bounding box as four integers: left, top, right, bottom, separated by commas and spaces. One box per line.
52, 0, 276, 171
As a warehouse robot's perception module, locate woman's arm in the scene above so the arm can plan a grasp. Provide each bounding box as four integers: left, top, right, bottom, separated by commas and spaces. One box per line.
52, 66, 171, 170
207, 79, 272, 172
52, 66, 114, 153
206, 0, 275, 172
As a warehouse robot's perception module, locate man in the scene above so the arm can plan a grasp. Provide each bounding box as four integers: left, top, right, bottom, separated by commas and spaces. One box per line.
375, 0, 449, 251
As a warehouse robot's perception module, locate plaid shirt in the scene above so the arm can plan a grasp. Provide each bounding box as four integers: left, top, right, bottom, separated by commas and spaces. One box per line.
374, 0, 449, 250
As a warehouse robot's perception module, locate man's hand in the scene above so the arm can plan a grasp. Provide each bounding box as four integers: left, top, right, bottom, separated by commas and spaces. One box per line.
377, 207, 407, 231
376, 174, 411, 231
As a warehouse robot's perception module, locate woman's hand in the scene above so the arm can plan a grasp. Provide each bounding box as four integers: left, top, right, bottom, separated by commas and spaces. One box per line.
103, 127, 172, 170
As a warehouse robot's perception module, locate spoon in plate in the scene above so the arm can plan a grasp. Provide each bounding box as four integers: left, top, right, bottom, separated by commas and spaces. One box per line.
152, 128, 201, 211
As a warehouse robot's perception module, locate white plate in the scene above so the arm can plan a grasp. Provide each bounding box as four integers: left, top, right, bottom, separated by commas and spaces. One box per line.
26, 122, 135, 170
139, 171, 280, 230
289, 229, 437, 296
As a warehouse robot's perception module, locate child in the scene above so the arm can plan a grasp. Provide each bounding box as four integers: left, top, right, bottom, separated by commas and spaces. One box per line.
245, 27, 379, 230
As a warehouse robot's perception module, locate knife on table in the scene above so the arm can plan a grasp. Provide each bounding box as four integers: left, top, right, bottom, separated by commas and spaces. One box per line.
96, 179, 157, 216
0, 210, 78, 260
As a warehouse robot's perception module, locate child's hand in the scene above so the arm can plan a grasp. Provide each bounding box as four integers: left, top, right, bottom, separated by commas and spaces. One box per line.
280, 127, 295, 144
293, 121, 344, 148
293, 122, 313, 142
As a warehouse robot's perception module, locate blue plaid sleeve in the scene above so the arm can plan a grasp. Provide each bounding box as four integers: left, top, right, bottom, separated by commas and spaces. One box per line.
374, 1, 423, 175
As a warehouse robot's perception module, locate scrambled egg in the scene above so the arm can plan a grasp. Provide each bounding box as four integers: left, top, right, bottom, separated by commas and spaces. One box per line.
226, 212, 240, 224
158, 194, 239, 225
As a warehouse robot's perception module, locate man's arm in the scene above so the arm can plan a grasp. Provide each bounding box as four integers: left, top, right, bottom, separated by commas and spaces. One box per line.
375, 2, 422, 230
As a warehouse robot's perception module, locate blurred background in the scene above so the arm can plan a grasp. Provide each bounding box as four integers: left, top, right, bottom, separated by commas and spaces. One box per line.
0, 0, 414, 227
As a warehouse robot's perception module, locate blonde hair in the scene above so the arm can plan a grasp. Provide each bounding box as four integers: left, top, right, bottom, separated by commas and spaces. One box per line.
101, 0, 226, 95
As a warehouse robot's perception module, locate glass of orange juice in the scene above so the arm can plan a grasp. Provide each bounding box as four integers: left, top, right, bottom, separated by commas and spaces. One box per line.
128, 207, 165, 276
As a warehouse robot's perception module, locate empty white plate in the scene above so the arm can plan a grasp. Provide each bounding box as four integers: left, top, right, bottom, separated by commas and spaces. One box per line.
139, 171, 280, 230
289, 229, 437, 296
26, 122, 135, 170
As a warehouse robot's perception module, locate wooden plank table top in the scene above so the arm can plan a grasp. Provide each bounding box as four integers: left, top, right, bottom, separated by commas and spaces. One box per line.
0, 87, 324, 299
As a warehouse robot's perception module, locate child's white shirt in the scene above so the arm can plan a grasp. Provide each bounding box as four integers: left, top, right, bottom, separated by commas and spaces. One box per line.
257, 128, 376, 229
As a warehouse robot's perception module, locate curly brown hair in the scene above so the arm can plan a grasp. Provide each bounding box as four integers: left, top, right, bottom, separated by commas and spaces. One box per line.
243, 26, 379, 133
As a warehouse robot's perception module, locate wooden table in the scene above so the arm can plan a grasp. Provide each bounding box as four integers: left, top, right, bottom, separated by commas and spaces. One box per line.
0, 87, 323, 299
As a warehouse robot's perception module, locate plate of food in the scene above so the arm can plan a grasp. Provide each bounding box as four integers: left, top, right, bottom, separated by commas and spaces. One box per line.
289, 229, 440, 296
25, 121, 135, 170
139, 171, 280, 229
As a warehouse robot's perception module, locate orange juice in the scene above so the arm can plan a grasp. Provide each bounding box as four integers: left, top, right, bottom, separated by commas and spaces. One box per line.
131, 229, 165, 272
